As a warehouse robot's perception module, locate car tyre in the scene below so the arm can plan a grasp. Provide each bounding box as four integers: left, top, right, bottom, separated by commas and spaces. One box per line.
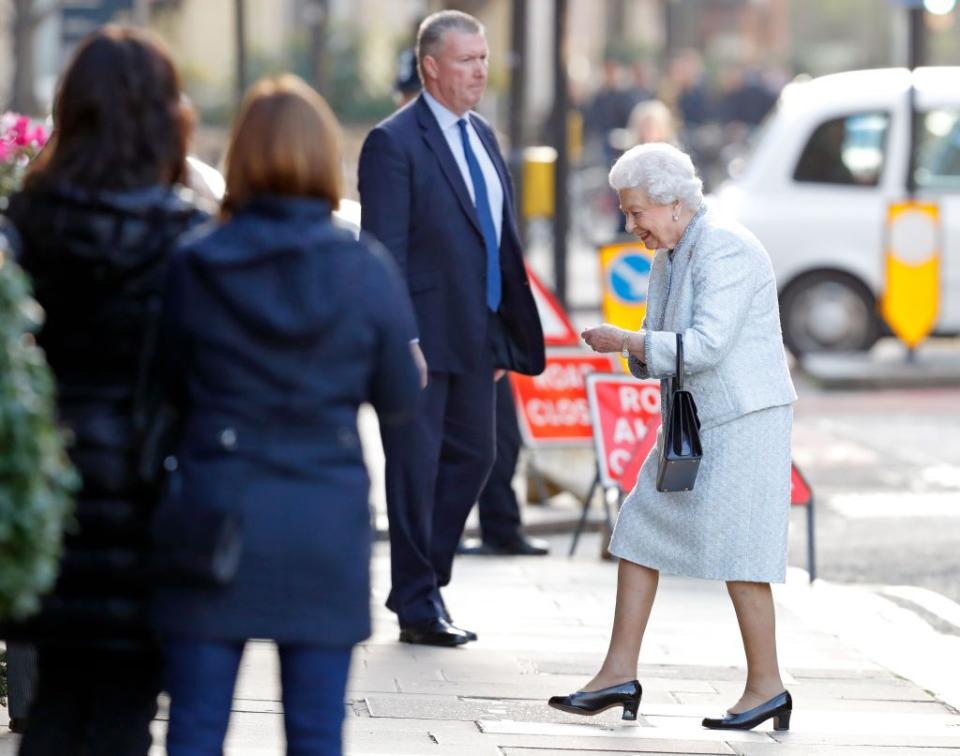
780, 271, 881, 356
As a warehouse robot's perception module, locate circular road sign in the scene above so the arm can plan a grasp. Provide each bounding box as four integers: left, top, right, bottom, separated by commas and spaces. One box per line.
607, 250, 652, 305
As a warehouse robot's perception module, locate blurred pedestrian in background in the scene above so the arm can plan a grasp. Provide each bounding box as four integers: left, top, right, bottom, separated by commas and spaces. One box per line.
583, 57, 635, 165
152, 74, 420, 756
393, 47, 422, 107
667, 49, 714, 130
610, 99, 680, 156
2, 25, 206, 755
359, 9, 544, 648
717, 66, 778, 130
627, 100, 679, 147
552, 143, 797, 732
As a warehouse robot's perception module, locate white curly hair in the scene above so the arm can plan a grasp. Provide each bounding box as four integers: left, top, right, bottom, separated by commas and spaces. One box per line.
608, 142, 703, 210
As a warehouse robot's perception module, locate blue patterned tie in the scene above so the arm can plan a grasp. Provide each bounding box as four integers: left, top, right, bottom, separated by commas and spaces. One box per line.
457, 118, 502, 311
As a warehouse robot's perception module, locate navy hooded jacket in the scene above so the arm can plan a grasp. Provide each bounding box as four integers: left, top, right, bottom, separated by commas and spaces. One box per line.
152, 195, 420, 646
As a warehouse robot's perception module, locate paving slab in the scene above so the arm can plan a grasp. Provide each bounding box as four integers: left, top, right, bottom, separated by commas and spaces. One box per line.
499, 747, 733, 755
5, 531, 960, 754
340, 538, 960, 754
734, 747, 960, 756
477, 718, 774, 745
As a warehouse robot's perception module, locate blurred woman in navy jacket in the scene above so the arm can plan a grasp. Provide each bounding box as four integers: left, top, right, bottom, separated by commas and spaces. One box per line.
153, 75, 422, 756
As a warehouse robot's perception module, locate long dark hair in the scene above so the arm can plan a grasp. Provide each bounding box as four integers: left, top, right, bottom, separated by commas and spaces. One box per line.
26, 25, 193, 192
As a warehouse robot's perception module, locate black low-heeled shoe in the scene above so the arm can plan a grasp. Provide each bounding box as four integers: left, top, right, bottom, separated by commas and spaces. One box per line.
547, 680, 642, 721
702, 690, 792, 731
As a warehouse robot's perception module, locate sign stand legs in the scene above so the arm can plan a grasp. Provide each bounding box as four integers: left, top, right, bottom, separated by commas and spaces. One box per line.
806, 496, 816, 583
569, 469, 600, 556
602, 486, 619, 534
569, 471, 623, 557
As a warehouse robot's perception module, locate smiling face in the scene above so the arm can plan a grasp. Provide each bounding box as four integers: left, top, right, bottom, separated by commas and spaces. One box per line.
421, 30, 489, 116
618, 187, 682, 250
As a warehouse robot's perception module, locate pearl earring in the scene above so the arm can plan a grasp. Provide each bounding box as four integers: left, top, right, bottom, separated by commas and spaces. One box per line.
672, 212, 680, 222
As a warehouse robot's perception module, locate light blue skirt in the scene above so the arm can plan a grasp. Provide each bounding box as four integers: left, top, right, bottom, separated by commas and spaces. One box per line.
609, 403, 793, 583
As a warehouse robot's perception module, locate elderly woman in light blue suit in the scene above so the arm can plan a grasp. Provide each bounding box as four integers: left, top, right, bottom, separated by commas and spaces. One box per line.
548, 143, 798, 731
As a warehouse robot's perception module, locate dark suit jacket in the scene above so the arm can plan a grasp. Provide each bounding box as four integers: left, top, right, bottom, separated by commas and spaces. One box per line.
358, 94, 545, 376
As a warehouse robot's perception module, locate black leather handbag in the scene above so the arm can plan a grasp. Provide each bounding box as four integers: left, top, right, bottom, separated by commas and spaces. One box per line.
656, 333, 702, 492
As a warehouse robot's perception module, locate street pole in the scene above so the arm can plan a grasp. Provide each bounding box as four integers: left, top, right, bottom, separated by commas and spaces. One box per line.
550, 0, 569, 308
904, 4, 923, 362
661, 0, 677, 71
905, 6, 923, 197
307, 0, 329, 96
235, 0, 248, 108
508, 0, 527, 233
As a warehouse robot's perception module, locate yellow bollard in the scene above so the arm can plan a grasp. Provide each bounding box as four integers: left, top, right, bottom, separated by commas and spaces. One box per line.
522, 146, 556, 219
881, 200, 940, 349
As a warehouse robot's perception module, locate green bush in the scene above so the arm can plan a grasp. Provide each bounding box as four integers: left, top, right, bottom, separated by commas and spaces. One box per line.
0, 239, 77, 622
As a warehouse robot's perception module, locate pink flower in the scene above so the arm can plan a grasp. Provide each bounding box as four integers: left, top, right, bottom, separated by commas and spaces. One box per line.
11, 116, 31, 147
28, 125, 47, 148
0, 140, 10, 162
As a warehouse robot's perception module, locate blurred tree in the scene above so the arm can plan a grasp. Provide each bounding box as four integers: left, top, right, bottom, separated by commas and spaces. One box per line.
241, 22, 394, 125
5, 1, 62, 114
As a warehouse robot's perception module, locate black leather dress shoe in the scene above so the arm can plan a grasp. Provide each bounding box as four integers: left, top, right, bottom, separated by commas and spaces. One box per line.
399, 618, 471, 647
437, 595, 478, 641
548, 680, 642, 720
458, 537, 549, 556
702, 690, 792, 731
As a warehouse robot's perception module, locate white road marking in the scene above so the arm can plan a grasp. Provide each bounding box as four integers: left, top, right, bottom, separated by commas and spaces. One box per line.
828, 492, 960, 519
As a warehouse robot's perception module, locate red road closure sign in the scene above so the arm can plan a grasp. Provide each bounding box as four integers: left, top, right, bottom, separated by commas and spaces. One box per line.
791, 463, 812, 507
526, 265, 580, 347
586, 373, 661, 490
511, 349, 619, 446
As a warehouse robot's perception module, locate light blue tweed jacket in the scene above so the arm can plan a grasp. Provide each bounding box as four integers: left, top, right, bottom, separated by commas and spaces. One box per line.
629, 204, 797, 430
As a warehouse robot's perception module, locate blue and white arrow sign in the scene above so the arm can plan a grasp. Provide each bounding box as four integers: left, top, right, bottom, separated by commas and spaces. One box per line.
607, 251, 652, 305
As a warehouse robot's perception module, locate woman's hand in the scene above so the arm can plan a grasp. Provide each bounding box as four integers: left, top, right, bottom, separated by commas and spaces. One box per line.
581, 323, 627, 354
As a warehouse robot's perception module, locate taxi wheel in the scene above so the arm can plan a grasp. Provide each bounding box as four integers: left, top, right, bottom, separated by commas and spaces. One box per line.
780, 271, 880, 356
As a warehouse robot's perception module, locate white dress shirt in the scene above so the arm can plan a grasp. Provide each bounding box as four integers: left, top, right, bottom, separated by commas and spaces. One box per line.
422, 90, 504, 244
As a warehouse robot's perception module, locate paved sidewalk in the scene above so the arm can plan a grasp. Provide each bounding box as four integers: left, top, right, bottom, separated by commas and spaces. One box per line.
339, 537, 960, 755
6, 533, 937, 755
2, 533, 959, 754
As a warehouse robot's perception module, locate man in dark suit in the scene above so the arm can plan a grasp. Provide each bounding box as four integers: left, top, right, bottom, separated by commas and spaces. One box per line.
359, 9, 545, 647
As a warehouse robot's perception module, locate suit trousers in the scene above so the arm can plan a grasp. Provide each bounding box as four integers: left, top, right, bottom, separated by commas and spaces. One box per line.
381, 355, 496, 625
476, 377, 524, 546
163, 639, 352, 756
18, 644, 161, 756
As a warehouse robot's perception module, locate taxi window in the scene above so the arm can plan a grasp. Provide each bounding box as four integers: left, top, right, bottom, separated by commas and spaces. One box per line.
916, 109, 960, 192
793, 113, 889, 187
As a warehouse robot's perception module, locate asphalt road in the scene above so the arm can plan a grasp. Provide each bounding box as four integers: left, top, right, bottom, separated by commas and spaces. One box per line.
787, 372, 960, 630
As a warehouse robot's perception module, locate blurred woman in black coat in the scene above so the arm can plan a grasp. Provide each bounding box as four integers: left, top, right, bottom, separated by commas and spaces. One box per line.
152, 75, 421, 756
3, 26, 206, 755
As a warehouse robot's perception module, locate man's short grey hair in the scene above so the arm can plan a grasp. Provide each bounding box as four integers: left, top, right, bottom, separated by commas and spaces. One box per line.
416, 10, 485, 79
608, 142, 704, 210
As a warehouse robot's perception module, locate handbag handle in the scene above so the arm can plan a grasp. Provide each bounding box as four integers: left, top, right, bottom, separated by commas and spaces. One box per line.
675, 333, 684, 391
